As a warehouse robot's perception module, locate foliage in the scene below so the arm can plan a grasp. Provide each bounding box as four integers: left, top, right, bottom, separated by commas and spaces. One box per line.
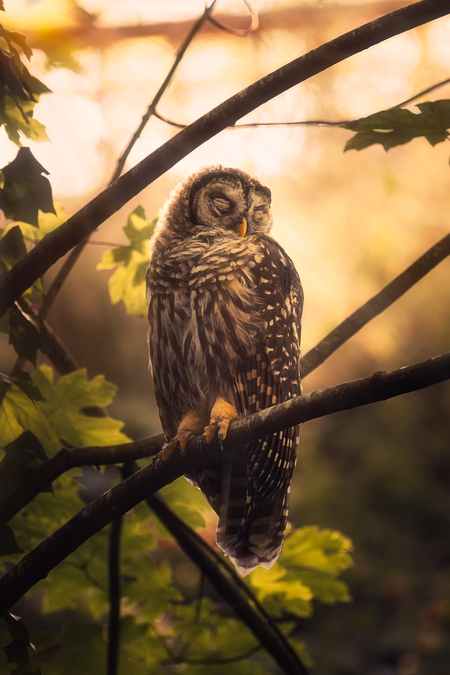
0, 148, 56, 227
344, 99, 450, 152
0, 24, 50, 145
1, 4, 449, 675
249, 527, 352, 618
97, 206, 156, 317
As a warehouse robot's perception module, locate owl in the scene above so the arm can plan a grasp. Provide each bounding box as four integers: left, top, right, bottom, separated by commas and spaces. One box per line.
147, 166, 303, 575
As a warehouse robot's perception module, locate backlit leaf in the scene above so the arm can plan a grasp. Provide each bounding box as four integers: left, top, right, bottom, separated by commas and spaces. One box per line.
344, 100, 450, 152
97, 206, 156, 317
0, 148, 55, 227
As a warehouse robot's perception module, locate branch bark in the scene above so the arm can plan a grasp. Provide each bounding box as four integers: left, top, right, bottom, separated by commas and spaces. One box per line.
0, 0, 448, 318
0, 435, 164, 524
1, 351, 449, 615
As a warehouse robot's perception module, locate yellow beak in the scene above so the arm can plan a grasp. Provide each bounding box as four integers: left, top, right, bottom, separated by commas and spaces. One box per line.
238, 217, 247, 237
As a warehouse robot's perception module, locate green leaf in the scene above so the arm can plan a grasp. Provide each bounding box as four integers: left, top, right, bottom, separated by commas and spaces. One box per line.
123, 557, 181, 620
280, 526, 353, 572
248, 526, 353, 618
0, 27, 35, 63
0, 27, 50, 148
160, 477, 208, 530
0, 522, 23, 554
0, 226, 27, 269
0, 148, 55, 227
7, 305, 40, 367
291, 568, 351, 604
0, 365, 129, 449
0, 380, 51, 447
9, 202, 69, 244
8, 470, 86, 556
249, 564, 313, 617
344, 99, 450, 152
9, 372, 46, 403
32, 365, 130, 448
31, 621, 105, 675
97, 206, 156, 317
0, 431, 49, 507
117, 616, 166, 675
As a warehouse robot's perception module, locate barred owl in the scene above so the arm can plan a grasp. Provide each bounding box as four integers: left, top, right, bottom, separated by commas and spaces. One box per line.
147, 166, 303, 575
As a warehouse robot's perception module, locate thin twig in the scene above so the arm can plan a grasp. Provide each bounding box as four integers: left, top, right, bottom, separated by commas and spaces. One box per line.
208, 0, 258, 36
397, 76, 450, 108
153, 75, 450, 129
1, 0, 449, 318
111, 0, 219, 182
301, 232, 450, 377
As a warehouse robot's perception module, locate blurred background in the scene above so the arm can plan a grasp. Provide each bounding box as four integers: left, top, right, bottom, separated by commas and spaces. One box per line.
1, 0, 450, 672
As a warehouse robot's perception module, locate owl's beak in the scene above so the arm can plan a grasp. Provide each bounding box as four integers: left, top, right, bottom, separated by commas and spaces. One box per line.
238, 217, 247, 237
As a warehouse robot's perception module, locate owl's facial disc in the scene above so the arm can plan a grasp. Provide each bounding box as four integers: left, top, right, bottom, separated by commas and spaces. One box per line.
190, 175, 248, 235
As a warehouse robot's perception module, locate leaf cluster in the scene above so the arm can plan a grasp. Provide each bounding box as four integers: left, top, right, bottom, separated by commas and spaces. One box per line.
0, 25, 50, 145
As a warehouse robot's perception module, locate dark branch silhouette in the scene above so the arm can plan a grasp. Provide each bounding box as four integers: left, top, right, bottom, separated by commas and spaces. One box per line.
142, 489, 309, 675
1, 350, 449, 616
154, 76, 450, 129
0, 0, 448, 318
0, 436, 164, 523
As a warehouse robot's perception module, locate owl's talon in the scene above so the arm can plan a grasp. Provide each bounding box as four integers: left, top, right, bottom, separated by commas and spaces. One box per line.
217, 432, 225, 452
154, 439, 179, 467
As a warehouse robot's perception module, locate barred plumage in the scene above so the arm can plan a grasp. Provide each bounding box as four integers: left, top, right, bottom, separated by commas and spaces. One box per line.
147, 166, 303, 575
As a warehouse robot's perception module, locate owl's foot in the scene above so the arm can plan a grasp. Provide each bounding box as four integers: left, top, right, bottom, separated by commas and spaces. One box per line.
203, 397, 239, 449
157, 410, 208, 463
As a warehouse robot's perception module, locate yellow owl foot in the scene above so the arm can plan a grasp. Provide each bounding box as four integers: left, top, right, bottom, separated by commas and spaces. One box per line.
202, 397, 239, 449
156, 409, 208, 464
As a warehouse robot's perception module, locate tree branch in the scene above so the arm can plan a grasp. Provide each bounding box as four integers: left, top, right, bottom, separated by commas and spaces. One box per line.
301, 232, 450, 377
2, 348, 450, 524
0, 436, 164, 524
143, 489, 309, 675
1, 351, 449, 615
0, 0, 448, 319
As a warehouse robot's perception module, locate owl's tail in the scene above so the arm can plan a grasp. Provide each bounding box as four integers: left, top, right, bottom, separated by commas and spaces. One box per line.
216, 459, 290, 576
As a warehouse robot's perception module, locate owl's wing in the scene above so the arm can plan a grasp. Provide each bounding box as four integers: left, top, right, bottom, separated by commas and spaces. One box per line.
188, 236, 303, 574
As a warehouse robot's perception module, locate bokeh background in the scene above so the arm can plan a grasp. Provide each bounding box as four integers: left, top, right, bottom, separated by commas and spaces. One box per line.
1, 0, 450, 672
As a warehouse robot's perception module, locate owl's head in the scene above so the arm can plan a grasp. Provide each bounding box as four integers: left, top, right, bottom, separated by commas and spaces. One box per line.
153, 166, 273, 247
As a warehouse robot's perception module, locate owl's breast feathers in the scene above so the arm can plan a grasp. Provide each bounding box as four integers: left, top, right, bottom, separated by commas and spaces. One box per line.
147, 223, 303, 574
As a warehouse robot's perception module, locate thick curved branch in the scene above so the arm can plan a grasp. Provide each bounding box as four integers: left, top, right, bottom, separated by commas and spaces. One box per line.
1, 351, 449, 615
0, 0, 448, 319
0, 436, 164, 524
2, 351, 450, 524
301, 232, 450, 377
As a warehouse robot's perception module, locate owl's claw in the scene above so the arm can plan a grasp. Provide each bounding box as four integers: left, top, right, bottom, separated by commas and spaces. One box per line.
217, 431, 225, 452
202, 397, 239, 448
154, 439, 180, 467
154, 409, 209, 466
